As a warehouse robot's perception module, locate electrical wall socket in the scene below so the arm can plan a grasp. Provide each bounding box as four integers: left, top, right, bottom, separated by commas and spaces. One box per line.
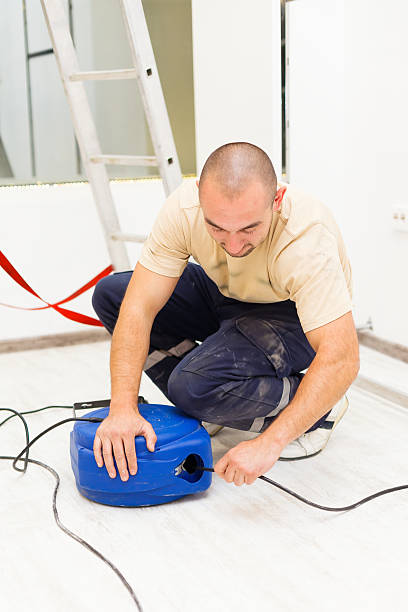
392, 205, 408, 232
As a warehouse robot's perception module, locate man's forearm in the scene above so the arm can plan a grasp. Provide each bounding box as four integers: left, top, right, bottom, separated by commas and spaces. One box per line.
259, 350, 359, 449
109, 307, 152, 413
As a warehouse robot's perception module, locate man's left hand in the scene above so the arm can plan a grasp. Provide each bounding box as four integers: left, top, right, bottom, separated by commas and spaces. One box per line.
213, 436, 283, 486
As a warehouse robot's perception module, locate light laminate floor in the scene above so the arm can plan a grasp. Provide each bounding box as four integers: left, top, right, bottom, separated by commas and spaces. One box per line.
0, 341, 407, 612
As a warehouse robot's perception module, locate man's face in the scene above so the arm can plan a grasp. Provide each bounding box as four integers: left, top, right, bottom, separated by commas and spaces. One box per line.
198, 179, 274, 258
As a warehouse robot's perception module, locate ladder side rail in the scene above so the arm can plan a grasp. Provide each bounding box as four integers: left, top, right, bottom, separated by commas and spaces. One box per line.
40, 0, 130, 271
120, 0, 183, 196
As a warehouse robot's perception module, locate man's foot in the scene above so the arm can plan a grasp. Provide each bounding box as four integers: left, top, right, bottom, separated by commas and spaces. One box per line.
278, 395, 349, 461
202, 422, 224, 437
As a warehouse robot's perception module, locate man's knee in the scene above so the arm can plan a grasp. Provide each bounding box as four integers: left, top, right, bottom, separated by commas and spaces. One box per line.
168, 366, 195, 412
92, 276, 113, 318
92, 272, 132, 333
167, 364, 216, 419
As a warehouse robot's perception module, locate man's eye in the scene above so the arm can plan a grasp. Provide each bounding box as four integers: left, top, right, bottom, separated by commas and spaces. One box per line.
242, 229, 255, 235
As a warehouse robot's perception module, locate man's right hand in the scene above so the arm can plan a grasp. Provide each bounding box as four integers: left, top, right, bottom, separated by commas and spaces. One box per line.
93, 409, 157, 481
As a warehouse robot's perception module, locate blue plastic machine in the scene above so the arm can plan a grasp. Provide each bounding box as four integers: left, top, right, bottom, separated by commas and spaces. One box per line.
70, 403, 213, 507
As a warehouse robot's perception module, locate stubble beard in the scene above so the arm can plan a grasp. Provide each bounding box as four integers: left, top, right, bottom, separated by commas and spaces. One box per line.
220, 243, 256, 258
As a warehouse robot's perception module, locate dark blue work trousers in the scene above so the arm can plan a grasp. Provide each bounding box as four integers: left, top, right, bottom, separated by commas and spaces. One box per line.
92, 263, 329, 434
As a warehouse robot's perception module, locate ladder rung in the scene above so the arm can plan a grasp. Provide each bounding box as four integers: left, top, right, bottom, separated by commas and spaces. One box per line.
90, 155, 158, 167
69, 69, 138, 81
111, 232, 148, 243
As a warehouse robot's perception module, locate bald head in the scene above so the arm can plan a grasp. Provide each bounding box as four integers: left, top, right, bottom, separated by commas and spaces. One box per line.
198, 143, 278, 258
199, 142, 277, 201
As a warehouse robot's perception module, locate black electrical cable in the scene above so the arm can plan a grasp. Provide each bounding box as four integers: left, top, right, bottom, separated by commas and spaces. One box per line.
10, 415, 104, 471
0, 404, 73, 428
197, 467, 408, 512
2, 406, 408, 612
0, 407, 144, 612
0, 454, 143, 610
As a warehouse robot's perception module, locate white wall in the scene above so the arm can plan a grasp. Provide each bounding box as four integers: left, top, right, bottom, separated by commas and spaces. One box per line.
0, 178, 168, 340
286, 0, 408, 346
27, 0, 79, 181
0, 1, 32, 178
0, 0, 91, 181
192, 0, 282, 176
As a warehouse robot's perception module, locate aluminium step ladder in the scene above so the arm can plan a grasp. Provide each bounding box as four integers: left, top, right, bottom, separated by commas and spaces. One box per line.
40, 0, 183, 271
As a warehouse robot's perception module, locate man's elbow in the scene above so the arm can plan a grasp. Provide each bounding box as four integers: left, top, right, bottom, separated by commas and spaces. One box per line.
350, 355, 360, 382
345, 345, 360, 383
327, 341, 359, 384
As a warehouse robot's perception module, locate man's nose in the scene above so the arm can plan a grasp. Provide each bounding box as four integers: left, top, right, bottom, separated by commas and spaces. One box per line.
225, 234, 244, 254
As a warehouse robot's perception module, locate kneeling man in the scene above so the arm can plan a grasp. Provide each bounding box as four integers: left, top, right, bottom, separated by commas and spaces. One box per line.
92, 142, 359, 486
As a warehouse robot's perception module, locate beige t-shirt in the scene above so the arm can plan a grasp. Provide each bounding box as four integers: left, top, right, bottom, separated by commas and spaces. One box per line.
139, 179, 353, 333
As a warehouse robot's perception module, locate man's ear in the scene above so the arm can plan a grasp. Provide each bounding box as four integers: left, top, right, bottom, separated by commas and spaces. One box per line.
273, 186, 286, 212
196, 179, 199, 188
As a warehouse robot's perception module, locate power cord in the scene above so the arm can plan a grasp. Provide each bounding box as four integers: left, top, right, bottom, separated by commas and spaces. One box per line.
1, 404, 408, 610
197, 467, 408, 512
0, 406, 144, 612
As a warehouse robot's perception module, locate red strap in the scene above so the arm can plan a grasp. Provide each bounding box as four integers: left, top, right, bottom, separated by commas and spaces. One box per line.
0, 250, 113, 327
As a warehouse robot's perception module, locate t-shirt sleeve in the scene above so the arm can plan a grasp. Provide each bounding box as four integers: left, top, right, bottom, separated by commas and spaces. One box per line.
275, 224, 353, 333
138, 188, 190, 278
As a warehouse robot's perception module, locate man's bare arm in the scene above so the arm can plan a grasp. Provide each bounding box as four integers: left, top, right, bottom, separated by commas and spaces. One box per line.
213, 310, 360, 485
109, 262, 179, 412
259, 310, 360, 449
93, 262, 179, 480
